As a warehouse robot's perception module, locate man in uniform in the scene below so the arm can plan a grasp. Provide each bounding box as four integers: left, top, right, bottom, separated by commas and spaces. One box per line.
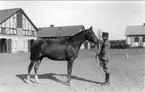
95, 32, 110, 86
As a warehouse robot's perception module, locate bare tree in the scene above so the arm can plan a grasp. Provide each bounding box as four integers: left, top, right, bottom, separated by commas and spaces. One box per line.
97, 29, 102, 40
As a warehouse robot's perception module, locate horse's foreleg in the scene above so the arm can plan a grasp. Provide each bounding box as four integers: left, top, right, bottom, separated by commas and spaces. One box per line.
27, 60, 36, 83
67, 59, 74, 85
34, 56, 43, 83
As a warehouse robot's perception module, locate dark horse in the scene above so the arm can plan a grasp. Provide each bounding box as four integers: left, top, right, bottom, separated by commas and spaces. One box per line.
27, 26, 99, 85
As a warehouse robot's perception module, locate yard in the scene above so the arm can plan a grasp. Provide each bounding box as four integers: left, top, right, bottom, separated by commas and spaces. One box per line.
0, 49, 144, 92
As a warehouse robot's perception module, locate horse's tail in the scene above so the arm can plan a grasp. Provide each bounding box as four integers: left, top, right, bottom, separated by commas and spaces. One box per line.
30, 38, 45, 61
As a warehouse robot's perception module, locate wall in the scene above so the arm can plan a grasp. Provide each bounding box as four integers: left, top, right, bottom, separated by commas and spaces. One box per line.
0, 34, 36, 53
127, 36, 145, 47
0, 10, 37, 53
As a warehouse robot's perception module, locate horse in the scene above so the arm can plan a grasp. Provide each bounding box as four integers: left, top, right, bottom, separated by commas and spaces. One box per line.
26, 26, 99, 85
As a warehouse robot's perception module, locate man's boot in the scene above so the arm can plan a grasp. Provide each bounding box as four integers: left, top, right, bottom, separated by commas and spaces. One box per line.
101, 72, 110, 86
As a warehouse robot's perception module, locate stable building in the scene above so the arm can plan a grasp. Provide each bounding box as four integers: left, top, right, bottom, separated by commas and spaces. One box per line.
37, 25, 91, 49
0, 8, 37, 53
125, 24, 145, 47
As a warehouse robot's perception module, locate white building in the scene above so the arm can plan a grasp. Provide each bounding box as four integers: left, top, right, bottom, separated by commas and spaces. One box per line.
0, 8, 37, 53
125, 24, 145, 47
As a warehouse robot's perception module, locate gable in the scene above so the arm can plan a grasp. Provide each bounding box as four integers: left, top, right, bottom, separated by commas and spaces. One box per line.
0, 8, 38, 31
0, 8, 20, 25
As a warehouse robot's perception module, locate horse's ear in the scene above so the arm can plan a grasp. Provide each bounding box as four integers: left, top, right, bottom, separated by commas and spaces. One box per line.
90, 26, 93, 29
82, 26, 85, 31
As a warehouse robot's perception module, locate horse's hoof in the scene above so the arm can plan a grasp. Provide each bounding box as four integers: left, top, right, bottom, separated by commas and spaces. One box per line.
34, 79, 39, 84
25, 78, 30, 84
67, 82, 71, 86
67, 80, 72, 86
34, 75, 39, 84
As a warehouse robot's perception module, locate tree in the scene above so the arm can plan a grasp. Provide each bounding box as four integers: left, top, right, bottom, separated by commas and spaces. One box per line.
97, 29, 102, 40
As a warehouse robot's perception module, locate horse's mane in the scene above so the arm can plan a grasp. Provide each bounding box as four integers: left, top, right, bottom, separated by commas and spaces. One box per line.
68, 30, 87, 40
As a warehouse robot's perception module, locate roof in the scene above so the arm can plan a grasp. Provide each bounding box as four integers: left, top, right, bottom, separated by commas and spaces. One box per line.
37, 25, 85, 37
0, 8, 20, 25
125, 25, 145, 36
0, 8, 38, 31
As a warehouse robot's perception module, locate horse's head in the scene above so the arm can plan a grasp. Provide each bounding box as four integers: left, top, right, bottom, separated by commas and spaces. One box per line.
85, 26, 99, 44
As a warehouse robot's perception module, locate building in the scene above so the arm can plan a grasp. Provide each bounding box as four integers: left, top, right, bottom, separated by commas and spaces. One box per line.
125, 24, 145, 47
37, 25, 91, 49
0, 8, 37, 53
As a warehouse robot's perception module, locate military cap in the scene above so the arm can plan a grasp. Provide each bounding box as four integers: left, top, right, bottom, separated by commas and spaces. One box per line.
102, 32, 109, 37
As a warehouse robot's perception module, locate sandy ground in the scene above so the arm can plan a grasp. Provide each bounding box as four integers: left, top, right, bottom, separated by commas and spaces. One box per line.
0, 49, 144, 92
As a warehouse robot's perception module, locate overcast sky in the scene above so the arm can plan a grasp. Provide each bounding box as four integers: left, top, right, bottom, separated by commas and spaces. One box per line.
0, 1, 145, 40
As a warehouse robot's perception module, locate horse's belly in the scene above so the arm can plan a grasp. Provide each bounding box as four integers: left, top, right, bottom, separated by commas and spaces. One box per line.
43, 50, 66, 61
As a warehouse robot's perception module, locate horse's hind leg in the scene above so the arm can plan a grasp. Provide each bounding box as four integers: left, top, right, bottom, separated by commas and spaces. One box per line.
27, 60, 36, 83
34, 56, 44, 83
67, 58, 74, 85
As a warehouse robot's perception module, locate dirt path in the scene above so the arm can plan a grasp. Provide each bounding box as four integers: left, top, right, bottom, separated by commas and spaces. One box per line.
0, 49, 144, 92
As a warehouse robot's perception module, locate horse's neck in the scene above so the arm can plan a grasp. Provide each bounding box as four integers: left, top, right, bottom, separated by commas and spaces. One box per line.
70, 31, 86, 47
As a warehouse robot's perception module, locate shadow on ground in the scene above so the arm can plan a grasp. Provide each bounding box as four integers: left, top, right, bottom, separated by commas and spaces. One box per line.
16, 73, 103, 85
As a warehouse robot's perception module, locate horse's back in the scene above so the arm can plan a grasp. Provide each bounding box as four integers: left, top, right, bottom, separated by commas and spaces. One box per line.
41, 39, 69, 60
31, 38, 45, 48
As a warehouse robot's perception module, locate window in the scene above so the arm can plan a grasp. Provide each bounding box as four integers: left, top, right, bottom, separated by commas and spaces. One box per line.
23, 31, 25, 35
14, 29, 17, 34
23, 19, 26, 29
13, 17, 17, 28
26, 30, 28, 35
10, 29, 13, 34
29, 31, 32, 35
4, 28, 16, 35
34, 32, 36, 36
28, 31, 30, 35
1, 22, 5, 27
31, 31, 34, 36
1, 27, 6, 34
134, 37, 139, 42
0, 27, 1, 33
142, 37, 145, 42
5, 28, 10, 34
10, 17, 13, 28
6, 19, 9, 27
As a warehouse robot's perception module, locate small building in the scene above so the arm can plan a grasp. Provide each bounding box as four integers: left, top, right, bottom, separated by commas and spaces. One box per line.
0, 8, 38, 53
125, 24, 145, 47
37, 25, 91, 49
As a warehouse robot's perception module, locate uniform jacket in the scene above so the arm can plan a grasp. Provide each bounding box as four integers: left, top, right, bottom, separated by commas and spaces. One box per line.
98, 40, 110, 61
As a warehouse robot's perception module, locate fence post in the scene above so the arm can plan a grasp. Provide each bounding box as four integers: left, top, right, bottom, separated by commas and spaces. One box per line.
139, 49, 142, 53
125, 53, 128, 59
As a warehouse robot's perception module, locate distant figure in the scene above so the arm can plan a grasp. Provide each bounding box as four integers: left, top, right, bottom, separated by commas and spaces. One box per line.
95, 32, 110, 86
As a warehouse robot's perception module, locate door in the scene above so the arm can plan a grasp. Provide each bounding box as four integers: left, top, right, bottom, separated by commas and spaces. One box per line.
1, 38, 7, 53
7, 39, 12, 53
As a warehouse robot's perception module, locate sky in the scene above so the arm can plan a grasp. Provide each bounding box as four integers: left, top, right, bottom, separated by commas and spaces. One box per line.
0, 1, 145, 40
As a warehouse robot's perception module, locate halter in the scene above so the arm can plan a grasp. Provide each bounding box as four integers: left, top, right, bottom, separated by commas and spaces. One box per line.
85, 28, 90, 35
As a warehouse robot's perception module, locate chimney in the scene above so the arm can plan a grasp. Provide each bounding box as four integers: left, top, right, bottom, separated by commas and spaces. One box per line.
50, 24, 54, 27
